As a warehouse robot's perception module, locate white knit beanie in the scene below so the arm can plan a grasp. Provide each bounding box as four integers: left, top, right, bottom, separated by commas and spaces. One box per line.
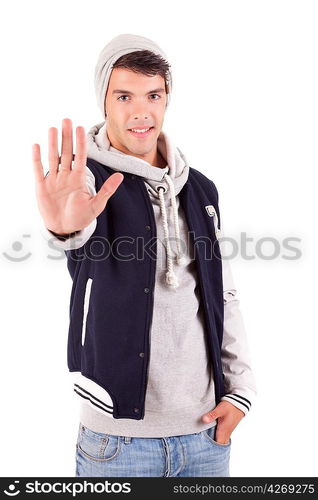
94, 33, 173, 119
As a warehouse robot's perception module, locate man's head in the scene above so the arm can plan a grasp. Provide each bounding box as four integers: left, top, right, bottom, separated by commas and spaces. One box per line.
94, 34, 172, 163
104, 50, 170, 159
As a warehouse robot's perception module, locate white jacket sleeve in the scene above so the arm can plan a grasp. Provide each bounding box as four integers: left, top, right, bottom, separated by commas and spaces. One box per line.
39, 166, 97, 250
219, 222, 258, 416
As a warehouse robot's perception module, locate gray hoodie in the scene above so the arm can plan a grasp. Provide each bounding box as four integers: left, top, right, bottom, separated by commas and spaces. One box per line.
41, 121, 257, 437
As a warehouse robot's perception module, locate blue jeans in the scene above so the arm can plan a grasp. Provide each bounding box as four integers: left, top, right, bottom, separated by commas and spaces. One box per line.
75, 422, 231, 477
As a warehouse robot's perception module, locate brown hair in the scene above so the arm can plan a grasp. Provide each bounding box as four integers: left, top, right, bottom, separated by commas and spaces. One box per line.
111, 50, 171, 95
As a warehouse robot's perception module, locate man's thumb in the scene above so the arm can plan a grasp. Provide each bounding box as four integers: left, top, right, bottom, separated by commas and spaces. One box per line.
92, 172, 124, 216
201, 405, 223, 423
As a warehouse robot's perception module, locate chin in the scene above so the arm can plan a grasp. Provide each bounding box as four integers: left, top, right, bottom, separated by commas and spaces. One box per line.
128, 146, 153, 156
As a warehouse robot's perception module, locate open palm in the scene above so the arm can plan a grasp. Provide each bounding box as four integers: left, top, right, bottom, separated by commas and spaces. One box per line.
32, 118, 124, 235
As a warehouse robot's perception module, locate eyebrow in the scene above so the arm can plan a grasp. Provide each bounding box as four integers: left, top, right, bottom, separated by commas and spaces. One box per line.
112, 88, 166, 95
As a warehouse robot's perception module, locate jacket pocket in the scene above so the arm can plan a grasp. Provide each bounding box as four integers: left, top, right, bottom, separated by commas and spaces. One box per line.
81, 277, 93, 347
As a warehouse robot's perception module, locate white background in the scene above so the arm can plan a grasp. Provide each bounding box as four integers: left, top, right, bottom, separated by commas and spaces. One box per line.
0, 0, 317, 477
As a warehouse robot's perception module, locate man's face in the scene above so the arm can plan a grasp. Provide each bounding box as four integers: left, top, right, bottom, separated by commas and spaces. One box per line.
104, 67, 167, 160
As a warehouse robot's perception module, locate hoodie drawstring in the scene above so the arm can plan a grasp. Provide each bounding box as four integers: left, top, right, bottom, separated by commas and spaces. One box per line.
156, 173, 186, 289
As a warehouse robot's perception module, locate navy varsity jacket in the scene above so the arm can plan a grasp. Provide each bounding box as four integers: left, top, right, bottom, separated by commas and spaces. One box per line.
64, 158, 240, 420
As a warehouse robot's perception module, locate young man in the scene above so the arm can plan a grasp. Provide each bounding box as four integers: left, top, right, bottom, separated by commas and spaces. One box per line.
32, 34, 257, 477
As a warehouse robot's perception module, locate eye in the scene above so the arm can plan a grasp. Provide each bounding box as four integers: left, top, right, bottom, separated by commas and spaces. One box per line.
117, 94, 161, 101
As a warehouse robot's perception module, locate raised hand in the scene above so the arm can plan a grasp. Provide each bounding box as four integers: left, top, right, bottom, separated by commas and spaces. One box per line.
32, 118, 124, 235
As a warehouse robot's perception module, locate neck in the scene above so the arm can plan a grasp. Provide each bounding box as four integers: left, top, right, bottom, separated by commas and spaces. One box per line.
154, 151, 167, 169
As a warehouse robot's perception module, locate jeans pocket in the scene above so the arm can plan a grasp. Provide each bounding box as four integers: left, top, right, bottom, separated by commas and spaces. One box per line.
203, 425, 232, 448
76, 423, 121, 462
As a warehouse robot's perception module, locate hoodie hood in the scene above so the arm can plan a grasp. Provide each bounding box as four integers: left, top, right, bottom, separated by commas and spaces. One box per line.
86, 120, 190, 288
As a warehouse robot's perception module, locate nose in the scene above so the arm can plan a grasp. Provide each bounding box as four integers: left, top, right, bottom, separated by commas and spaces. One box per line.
131, 100, 151, 120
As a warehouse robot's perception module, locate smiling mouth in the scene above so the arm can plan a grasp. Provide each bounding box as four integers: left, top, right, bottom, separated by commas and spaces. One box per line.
128, 126, 154, 137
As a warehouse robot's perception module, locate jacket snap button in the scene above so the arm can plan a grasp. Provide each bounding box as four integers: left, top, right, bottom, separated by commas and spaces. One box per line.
145, 225, 151, 231
134, 408, 139, 413
144, 287, 149, 293
139, 352, 145, 357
